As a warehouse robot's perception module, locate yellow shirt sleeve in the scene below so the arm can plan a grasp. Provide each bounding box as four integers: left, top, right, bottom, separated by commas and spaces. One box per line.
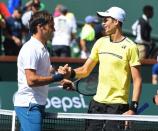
89, 38, 104, 62
128, 44, 141, 66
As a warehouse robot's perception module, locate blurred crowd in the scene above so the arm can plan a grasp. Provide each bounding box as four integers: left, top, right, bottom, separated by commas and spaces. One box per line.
0, 1, 157, 59
0, 0, 104, 58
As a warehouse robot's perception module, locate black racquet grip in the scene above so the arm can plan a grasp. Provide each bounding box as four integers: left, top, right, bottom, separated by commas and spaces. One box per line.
70, 69, 76, 79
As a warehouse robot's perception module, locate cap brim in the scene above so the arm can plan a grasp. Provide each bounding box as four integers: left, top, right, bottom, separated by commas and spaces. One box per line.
97, 11, 110, 18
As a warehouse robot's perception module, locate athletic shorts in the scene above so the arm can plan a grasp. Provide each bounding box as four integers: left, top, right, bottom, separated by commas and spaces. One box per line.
86, 99, 129, 131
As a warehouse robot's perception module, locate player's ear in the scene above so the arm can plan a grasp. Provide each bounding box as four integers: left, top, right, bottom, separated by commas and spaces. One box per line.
114, 19, 119, 26
36, 24, 42, 30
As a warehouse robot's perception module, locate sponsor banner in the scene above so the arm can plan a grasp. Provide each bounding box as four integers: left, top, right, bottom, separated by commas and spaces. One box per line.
46, 94, 89, 112
46, 86, 92, 112
0, 82, 158, 115
11, 84, 92, 113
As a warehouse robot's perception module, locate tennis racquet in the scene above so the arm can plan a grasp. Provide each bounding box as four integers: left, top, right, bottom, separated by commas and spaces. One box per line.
69, 78, 97, 96
49, 74, 98, 96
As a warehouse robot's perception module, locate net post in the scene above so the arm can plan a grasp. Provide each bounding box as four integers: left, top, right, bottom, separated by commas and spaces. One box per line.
11, 111, 16, 131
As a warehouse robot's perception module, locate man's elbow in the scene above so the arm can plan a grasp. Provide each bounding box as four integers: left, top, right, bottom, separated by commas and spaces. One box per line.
27, 78, 37, 87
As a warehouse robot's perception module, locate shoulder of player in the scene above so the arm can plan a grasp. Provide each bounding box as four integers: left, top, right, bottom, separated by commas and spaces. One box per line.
91, 36, 108, 49
124, 37, 137, 48
22, 39, 38, 51
96, 36, 109, 43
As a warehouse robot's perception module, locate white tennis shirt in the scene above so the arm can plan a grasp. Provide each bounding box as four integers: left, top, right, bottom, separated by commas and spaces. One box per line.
52, 15, 76, 46
22, 11, 33, 28
14, 37, 51, 106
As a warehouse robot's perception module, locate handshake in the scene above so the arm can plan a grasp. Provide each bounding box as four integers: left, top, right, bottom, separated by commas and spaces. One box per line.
52, 64, 76, 90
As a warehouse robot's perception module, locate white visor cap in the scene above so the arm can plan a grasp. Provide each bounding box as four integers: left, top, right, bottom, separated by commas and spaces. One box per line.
97, 7, 126, 23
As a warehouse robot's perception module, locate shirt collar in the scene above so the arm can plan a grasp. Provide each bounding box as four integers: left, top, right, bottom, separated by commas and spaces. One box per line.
142, 14, 149, 22
30, 36, 45, 49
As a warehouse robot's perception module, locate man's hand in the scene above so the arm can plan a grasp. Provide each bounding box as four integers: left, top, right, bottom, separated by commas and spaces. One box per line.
60, 79, 74, 90
12, 36, 22, 46
122, 110, 135, 115
58, 64, 72, 79
122, 110, 135, 130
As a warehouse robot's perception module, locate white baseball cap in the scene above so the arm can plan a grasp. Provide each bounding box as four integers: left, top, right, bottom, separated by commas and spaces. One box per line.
97, 7, 126, 23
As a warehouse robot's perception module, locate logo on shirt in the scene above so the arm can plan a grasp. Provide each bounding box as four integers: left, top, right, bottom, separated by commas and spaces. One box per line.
121, 45, 126, 49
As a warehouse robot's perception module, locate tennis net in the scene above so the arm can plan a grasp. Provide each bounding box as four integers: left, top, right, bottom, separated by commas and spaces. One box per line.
1, 109, 158, 131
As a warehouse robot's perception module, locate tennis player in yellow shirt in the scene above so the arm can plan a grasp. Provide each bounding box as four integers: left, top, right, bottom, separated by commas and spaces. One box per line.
60, 6, 142, 131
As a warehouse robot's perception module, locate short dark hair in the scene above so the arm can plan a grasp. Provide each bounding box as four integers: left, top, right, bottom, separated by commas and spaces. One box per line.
143, 5, 153, 14
29, 10, 54, 34
32, 2, 40, 10
14, 7, 22, 14
60, 6, 68, 15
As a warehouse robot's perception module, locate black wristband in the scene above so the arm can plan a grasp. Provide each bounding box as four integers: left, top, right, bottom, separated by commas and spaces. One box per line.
70, 69, 76, 79
129, 101, 138, 113
52, 73, 64, 82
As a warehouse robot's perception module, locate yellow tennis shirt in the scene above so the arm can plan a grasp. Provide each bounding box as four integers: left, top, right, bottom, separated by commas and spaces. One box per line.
89, 36, 141, 104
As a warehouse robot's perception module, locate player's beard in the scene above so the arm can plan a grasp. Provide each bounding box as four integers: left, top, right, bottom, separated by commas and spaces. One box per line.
45, 31, 53, 41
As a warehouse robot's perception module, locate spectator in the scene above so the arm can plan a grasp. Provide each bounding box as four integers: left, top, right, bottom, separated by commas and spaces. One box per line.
132, 5, 154, 59
33, 0, 45, 11
93, 16, 104, 41
2, 7, 24, 55
152, 63, 158, 85
65, 8, 77, 36
63, 5, 78, 57
53, 4, 77, 36
22, 2, 40, 28
23, 0, 45, 13
64, 6, 78, 57
53, 4, 63, 17
21, 2, 40, 42
51, 6, 77, 57
80, 15, 96, 58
